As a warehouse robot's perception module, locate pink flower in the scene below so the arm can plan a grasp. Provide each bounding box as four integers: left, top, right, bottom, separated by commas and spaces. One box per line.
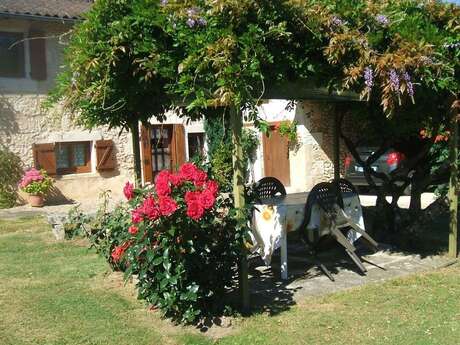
123, 182, 134, 200
158, 196, 178, 216
185, 190, 201, 204
205, 180, 219, 196
19, 168, 45, 189
169, 173, 184, 187
155, 170, 171, 197
200, 189, 215, 210
131, 209, 143, 224
141, 195, 161, 221
186, 201, 205, 221
193, 169, 208, 187
179, 163, 200, 181
128, 225, 138, 235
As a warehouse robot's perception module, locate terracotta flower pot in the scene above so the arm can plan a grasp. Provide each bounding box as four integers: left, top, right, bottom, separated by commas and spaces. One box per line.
28, 194, 44, 207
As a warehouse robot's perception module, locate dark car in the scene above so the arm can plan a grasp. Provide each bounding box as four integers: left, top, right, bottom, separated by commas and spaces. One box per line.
344, 147, 408, 192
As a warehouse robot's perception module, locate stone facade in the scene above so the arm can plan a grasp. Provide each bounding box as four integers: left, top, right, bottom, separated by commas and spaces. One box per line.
0, 18, 134, 204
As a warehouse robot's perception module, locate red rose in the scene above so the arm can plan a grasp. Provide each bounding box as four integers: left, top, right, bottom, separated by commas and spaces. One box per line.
128, 225, 138, 235
155, 170, 171, 197
131, 208, 143, 224
205, 180, 219, 196
200, 189, 215, 210
193, 169, 208, 187
186, 201, 205, 221
141, 195, 161, 221
111, 241, 131, 263
179, 163, 200, 181
123, 182, 134, 200
158, 196, 178, 216
185, 190, 201, 204
169, 173, 184, 186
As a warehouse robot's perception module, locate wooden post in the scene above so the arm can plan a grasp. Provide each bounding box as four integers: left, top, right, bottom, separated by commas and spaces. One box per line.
130, 120, 142, 187
230, 106, 250, 312
333, 109, 341, 181
448, 108, 458, 259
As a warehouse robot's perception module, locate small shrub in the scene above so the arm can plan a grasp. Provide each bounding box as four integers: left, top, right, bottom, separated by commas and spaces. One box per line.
0, 146, 23, 208
110, 163, 246, 323
64, 205, 93, 239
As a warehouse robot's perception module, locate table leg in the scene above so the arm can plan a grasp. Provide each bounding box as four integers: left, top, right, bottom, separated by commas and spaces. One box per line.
281, 227, 288, 280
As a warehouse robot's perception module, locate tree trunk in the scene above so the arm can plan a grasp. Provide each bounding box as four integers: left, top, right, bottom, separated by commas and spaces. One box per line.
129, 120, 142, 187
409, 168, 423, 214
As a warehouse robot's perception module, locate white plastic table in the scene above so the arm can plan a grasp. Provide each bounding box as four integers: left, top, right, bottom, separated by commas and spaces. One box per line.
251, 192, 365, 280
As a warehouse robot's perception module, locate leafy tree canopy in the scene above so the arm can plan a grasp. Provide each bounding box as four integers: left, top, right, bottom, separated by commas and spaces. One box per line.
49, 0, 459, 129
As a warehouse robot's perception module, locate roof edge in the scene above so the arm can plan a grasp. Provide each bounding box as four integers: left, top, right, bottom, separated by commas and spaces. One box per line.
0, 12, 81, 23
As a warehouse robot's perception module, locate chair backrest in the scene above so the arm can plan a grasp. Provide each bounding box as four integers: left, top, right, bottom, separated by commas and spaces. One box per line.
302, 182, 339, 231
335, 178, 359, 195
254, 177, 286, 200
331, 178, 359, 208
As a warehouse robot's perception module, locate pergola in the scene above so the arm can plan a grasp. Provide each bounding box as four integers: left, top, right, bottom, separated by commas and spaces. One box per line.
230, 83, 459, 311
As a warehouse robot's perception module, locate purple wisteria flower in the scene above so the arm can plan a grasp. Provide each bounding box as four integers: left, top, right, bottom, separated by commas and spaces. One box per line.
331, 16, 344, 26
197, 17, 207, 27
364, 66, 374, 89
375, 14, 389, 26
160, 0, 168, 6
403, 72, 414, 98
186, 18, 196, 28
389, 69, 400, 93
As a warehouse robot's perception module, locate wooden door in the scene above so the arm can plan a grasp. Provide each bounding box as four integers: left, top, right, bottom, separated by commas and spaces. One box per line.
262, 128, 291, 186
141, 124, 186, 183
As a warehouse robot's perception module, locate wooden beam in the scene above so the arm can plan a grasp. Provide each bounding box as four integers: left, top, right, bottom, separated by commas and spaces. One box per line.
263, 81, 360, 102
448, 107, 458, 259
333, 109, 341, 181
230, 106, 250, 312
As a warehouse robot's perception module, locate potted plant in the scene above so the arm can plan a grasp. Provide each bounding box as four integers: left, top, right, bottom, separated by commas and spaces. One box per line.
18, 168, 53, 207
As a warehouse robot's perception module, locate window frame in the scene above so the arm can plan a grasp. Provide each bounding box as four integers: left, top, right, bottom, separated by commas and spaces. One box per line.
55, 141, 92, 175
187, 132, 205, 159
0, 31, 26, 79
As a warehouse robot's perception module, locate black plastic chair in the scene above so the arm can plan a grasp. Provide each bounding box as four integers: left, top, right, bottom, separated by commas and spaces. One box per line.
302, 181, 372, 280
254, 177, 286, 201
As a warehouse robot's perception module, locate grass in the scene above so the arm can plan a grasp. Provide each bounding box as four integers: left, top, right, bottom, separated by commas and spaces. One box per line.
1, 217, 459, 345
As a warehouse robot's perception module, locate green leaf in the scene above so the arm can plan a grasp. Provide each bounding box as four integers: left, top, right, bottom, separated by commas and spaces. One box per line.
152, 256, 163, 266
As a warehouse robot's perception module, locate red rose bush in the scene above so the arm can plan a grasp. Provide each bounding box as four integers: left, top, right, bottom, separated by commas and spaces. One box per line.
109, 163, 245, 323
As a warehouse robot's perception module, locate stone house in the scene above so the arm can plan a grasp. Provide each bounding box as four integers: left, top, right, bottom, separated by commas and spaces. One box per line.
0, 0, 352, 205
0, 0, 134, 204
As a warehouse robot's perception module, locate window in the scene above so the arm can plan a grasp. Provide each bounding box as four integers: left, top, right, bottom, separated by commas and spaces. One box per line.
188, 133, 205, 159
0, 32, 25, 78
55, 142, 92, 174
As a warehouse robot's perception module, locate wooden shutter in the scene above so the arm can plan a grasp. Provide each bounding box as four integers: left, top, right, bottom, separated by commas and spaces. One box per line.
29, 31, 47, 81
141, 125, 153, 183
172, 124, 186, 171
95, 140, 116, 171
33, 143, 56, 175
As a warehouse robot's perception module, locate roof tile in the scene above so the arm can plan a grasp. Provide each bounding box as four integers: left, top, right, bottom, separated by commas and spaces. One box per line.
0, 0, 92, 20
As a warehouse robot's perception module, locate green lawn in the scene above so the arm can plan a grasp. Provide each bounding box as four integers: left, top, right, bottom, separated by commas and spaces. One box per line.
1, 217, 459, 345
